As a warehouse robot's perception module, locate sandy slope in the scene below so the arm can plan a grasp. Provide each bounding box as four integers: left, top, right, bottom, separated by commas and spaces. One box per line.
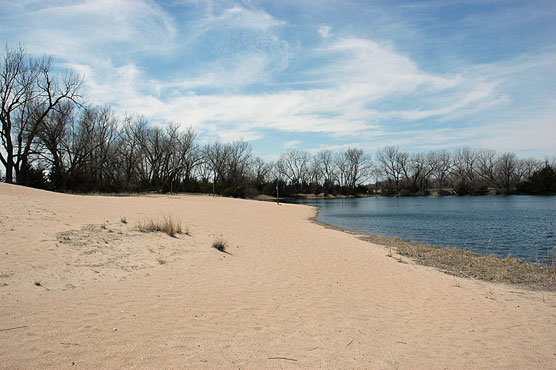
0, 183, 555, 369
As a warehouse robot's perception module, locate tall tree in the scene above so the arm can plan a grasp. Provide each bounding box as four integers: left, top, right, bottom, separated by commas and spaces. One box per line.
0, 45, 81, 184
343, 148, 371, 190
376, 146, 405, 192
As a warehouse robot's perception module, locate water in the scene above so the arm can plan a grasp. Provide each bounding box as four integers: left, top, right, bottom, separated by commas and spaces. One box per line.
293, 196, 556, 264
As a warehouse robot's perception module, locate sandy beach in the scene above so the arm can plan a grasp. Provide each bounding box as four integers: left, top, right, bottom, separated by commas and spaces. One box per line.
1, 182, 555, 369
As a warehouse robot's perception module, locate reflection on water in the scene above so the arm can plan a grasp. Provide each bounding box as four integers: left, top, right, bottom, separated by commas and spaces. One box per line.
293, 196, 556, 264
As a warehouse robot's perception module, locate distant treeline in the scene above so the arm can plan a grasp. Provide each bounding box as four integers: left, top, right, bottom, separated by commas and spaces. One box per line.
2, 45, 556, 197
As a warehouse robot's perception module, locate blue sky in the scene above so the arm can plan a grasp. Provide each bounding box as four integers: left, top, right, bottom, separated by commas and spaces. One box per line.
1, 0, 555, 159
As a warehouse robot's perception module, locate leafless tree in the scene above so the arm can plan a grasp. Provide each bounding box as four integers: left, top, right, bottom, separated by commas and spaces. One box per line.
495, 152, 519, 194
36, 100, 75, 188
277, 149, 311, 186
517, 158, 542, 182
203, 141, 231, 185
0, 45, 82, 184
225, 140, 252, 185
476, 148, 498, 188
250, 156, 271, 184
428, 150, 452, 193
314, 149, 337, 186
407, 152, 435, 192
376, 146, 405, 192
117, 114, 148, 190
342, 148, 371, 190
451, 146, 480, 192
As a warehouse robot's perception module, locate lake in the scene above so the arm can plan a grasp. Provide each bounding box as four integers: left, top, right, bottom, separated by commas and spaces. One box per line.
293, 196, 556, 264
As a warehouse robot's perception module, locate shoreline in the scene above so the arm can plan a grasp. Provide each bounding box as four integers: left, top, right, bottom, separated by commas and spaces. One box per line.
308, 207, 556, 291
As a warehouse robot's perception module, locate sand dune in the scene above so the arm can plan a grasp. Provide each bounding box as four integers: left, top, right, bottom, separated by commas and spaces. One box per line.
1, 183, 555, 369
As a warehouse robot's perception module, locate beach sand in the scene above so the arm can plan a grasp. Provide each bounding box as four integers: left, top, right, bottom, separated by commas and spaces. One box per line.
1, 182, 555, 369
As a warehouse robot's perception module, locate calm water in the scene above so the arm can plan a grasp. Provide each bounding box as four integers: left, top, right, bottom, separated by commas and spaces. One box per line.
293, 196, 556, 263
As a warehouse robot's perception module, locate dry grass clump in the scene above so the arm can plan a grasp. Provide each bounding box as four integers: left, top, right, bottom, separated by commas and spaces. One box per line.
212, 237, 228, 253
137, 215, 185, 237
359, 234, 556, 291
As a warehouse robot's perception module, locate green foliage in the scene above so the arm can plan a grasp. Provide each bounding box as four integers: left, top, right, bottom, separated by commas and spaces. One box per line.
518, 165, 556, 195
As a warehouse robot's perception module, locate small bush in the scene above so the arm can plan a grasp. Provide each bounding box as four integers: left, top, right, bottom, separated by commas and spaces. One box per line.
138, 215, 184, 237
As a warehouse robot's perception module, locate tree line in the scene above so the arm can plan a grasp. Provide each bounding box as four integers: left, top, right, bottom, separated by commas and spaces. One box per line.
2, 45, 556, 197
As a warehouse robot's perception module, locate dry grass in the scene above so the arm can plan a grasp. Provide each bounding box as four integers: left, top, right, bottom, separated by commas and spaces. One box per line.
212, 237, 228, 253
137, 215, 185, 237
359, 234, 556, 291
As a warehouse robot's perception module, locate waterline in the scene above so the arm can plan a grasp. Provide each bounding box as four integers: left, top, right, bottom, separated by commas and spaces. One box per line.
293, 195, 556, 264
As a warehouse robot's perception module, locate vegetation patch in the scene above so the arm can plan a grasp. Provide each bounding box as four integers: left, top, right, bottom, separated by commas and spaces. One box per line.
359, 234, 556, 291
137, 215, 185, 237
212, 237, 229, 253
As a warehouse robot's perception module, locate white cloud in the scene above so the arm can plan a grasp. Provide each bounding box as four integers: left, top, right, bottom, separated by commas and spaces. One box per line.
318, 24, 331, 38
284, 140, 301, 148
319, 37, 463, 92
16, 0, 177, 62
3, 1, 553, 159
215, 6, 286, 30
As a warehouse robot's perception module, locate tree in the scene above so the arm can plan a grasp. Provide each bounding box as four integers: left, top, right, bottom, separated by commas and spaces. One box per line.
407, 152, 435, 193
37, 100, 75, 189
277, 149, 311, 188
428, 150, 452, 194
0, 45, 81, 184
376, 146, 405, 193
451, 146, 482, 194
342, 148, 371, 190
494, 152, 518, 194
314, 149, 337, 189
518, 164, 556, 194
117, 114, 147, 191
476, 148, 498, 188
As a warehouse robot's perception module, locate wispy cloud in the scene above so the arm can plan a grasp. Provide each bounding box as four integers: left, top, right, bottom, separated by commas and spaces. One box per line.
214, 6, 286, 30
1, 0, 554, 157
284, 140, 301, 148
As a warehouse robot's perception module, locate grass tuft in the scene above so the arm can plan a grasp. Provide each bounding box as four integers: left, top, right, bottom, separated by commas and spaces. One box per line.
212, 237, 228, 253
137, 215, 184, 237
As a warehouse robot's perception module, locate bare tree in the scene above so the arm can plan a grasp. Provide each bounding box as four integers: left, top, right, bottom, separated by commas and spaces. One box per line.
495, 152, 519, 194
250, 156, 271, 185
203, 142, 231, 186
277, 149, 311, 186
517, 158, 542, 182
343, 148, 371, 190
118, 114, 148, 190
314, 149, 337, 187
0, 45, 82, 184
451, 146, 480, 193
407, 152, 433, 192
476, 148, 498, 188
428, 150, 452, 193
376, 146, 405, 192
225, 140, 252, 186
37, 100, 75, 189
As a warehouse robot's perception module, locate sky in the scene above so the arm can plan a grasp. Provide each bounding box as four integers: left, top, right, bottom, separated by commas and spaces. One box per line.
1, 0, 555, 159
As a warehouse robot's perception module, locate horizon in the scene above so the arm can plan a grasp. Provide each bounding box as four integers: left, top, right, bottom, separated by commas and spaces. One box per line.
1, 0, 555, 160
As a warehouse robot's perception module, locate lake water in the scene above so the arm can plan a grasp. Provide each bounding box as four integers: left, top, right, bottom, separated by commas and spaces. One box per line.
293, 196, 556, 264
